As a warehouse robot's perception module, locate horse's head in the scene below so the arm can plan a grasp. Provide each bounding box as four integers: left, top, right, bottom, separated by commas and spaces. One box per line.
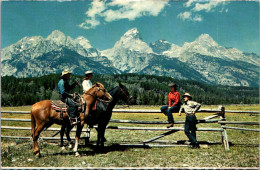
86, 82, 113, 102
118, 82, 133, 105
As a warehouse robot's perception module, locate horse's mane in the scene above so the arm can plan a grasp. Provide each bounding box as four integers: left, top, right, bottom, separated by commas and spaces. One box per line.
84, 82, 104, 94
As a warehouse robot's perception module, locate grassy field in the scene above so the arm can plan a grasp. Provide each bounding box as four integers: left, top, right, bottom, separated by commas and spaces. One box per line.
1, 105, 259, 168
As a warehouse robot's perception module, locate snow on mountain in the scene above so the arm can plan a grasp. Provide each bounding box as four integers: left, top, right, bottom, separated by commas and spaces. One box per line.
181, 34, 258, 65
1, 30, 119, 77
101, 28, 154, 72
75, 36, 92, 49
102, 28, 153, 60
46, 30, 67, 46
1, 28, 259, 86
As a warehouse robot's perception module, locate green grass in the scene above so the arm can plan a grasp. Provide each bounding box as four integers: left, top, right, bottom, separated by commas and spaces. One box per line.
1, 105, 259, 168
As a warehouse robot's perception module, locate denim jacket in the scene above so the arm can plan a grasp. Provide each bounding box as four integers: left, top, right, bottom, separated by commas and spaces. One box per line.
57, 79, 76, 100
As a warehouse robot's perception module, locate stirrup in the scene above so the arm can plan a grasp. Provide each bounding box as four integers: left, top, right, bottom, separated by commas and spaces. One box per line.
69, 116, 80, 125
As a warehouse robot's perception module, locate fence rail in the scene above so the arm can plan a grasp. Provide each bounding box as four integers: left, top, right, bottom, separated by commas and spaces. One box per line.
1, 109, 259, 114
1, 125, 224, 132
1, 117, 220, 124
1, 107, 259, 151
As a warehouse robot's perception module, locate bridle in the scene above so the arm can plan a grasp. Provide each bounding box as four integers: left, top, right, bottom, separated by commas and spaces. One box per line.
85, 86, 112, 103
120, 87, 132, 104
115, 86, 132, 109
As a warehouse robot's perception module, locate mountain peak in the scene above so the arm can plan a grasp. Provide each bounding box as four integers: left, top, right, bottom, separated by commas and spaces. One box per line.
46, 30, 67, 46
47, 30, 65, 39
75, 36, 92, 49
123, 28, 141, 40
195, 34, 218, 46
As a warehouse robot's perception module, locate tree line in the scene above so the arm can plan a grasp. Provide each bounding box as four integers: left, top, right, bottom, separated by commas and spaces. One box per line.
1, 73, 259, 106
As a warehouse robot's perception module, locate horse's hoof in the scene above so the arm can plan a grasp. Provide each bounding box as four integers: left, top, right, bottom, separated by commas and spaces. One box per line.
68, 144, 73, 149
75, 152, 80, 157
35, 152, 41, 158
61, 146, 66, 150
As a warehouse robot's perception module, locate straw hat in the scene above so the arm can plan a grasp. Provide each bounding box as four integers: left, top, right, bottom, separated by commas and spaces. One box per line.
85, 70, 94, 75
168, 83, 177, 87
182, 93, 192, 99
61, 69, 71, 77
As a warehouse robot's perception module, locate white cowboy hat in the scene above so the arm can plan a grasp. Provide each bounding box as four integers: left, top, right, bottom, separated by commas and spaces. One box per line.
182, 93, 192, 99
61, 69, 71, 77
85, 70, 94, 75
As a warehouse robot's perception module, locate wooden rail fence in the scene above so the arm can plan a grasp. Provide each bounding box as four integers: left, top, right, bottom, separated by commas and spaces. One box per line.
1, 106, 259, 150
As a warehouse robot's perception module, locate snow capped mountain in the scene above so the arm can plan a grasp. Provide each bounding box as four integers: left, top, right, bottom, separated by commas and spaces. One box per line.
102, 27, 153, 60
46, 30, 67, 46
1, 30, 119, 77
1, 28, 259, 86
181, 34, 258, 65
75, 36, 92, 49
101, 27, 154, 72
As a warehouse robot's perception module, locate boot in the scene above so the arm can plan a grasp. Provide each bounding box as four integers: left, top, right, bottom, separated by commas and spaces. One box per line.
189, 142, 200, 149
167, 122, 174, 128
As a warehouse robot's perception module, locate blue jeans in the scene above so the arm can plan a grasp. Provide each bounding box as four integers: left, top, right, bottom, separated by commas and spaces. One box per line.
64, 97, 79, 118
184, 115, 198, 144
160, 105, 180, 123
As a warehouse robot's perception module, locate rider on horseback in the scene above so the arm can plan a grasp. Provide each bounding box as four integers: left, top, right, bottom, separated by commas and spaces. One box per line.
82, 70, 93, 93
82, 70, 95, 127
57, 69, 79, 124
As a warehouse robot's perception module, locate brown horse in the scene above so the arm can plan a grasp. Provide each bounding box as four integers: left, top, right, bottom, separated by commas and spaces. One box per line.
31, 82, 112, 157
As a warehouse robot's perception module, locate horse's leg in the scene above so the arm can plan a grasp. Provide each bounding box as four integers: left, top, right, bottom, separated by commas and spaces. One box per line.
73, 117, 85, 156
65, 124, 74, 149
98, 126, 106, 150
32, 122, 45, 157
96, 126, 101, 149
60, 124, 66, 149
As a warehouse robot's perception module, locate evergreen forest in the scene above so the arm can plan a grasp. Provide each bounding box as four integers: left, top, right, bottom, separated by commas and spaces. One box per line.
1, 73, 259, 106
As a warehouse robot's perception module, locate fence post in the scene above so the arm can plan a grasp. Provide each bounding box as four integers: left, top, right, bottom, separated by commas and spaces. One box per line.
219, 106, 230, 150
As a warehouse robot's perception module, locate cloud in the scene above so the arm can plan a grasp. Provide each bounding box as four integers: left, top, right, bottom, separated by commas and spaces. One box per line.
184, 0, 196, 7
177, 11, 202, 22
192, 1, 223, 12
79, 0, 170, 29
179, 0, 229, 22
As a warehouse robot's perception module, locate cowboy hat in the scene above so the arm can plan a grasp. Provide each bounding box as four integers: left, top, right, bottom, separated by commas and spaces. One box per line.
168, 83, 177, 87
85, 70, 94, 75
61, 69, 71, 77
182, 93, 192, 99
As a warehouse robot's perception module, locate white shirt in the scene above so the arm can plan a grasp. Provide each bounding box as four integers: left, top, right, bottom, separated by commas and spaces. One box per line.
82, 80, 92, 93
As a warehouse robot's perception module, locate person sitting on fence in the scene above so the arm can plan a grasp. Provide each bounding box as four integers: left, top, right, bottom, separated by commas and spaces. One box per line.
57, 69, 79, 124
178, 93, 201, 149
82, 70, 94, 93
160, 83, 181, 128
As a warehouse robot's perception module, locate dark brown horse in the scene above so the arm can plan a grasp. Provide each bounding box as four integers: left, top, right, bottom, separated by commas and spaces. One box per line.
93, 82, 132, 150
31, 82, 112, 157
60, 82, 132, 151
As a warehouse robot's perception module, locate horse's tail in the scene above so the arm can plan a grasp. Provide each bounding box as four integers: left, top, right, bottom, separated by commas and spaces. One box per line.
31, 109, 36, 139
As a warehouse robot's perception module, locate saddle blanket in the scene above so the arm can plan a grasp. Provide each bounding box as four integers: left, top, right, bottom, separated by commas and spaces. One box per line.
51, 101, 67, 112
51, 100, 97, 111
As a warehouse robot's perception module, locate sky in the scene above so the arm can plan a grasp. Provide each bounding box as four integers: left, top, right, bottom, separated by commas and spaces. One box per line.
1, 0, 259, 54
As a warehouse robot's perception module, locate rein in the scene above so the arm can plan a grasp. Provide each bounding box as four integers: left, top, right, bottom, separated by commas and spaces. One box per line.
114, 87, 131, 109
85, 86, 112, 103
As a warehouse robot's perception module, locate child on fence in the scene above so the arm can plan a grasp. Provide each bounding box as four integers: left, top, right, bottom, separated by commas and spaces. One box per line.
179, 93, 201, 149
